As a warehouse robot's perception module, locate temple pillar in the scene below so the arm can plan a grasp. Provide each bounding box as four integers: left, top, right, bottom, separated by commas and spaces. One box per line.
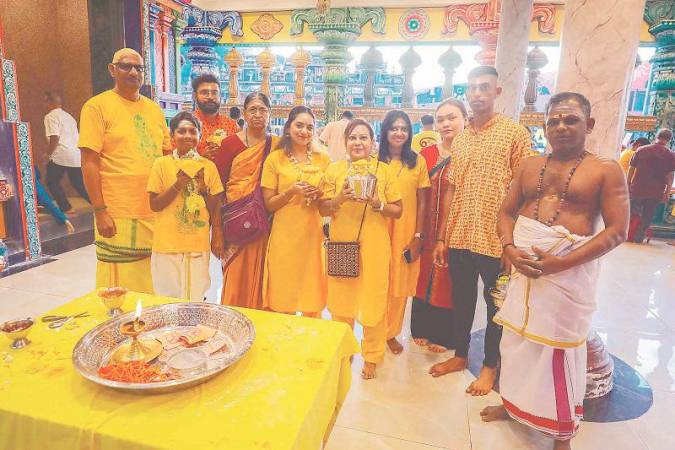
555, 0, 647, 159
224, 47, 243, 106
290, 7, 386, 122
256, 48, 276, 99
438, 46, 462, 99
181, 6, 243, 82
290, 48, 312, 106
494, 0, 534, 120
522, 46, 548, 112
360, 46, 383, 108
148, 3, 161, 87
172, 16, 186, 94
643, 1, 675, 136
399, 47, 422, 108
158, 11, 173, 93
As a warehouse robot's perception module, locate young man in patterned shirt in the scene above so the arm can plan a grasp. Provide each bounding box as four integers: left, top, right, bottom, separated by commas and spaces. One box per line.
431, 66, 532, 395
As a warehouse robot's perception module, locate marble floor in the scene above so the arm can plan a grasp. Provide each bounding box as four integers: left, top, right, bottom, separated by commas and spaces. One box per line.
1, 240, 674, 449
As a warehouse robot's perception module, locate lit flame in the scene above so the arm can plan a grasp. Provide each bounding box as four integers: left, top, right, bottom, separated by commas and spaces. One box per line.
134, 299, 142, 322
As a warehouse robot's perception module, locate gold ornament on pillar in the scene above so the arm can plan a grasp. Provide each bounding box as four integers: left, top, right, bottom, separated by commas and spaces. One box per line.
256, 48, 276, 98
224, 47, 244, 106
290, 47, 312, 106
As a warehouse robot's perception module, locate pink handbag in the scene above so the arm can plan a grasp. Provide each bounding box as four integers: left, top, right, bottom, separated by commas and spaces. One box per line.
221, 136, 272, 246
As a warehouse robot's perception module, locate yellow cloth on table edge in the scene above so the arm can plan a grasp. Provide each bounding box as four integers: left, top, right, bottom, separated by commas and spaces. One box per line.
0, 291, 360, 450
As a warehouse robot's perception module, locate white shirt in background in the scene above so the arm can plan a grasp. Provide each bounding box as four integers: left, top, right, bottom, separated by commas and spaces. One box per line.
44, 108, 81, 167
319, 118, 350, 162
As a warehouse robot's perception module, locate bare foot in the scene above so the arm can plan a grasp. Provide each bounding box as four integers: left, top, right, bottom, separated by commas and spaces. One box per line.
427, 344, 447, 353
466, 366, 498, 396
361, 361, 376, 380
428, 356, 467, 377
480, 405, 510, 422
387, 337, 404, 355
413, 338, 428, 347
553, 440, 571, 450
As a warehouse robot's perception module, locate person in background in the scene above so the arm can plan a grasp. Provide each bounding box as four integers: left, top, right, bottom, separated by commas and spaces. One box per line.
43, 91, 90, 212
619, 137, 649, 177
229, 106, 245, 130
319, 119, 402, 380
378, 110, 430, 355
411, 114, 441, 153
192, 73, 239, 159
34, 166, 75, 234
319, 110, 353, 161
79, 48, 171, 293
411, 98, 468, 353
261, 106, 330, 317
147, 111, 224, 301
627, 128, 675, 243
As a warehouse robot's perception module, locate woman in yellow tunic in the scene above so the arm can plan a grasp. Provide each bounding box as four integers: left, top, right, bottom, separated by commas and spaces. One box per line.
319, 119, 403, 379
378, 111, 431, 354
261, 106, 330, 316
214, 92, 278, 309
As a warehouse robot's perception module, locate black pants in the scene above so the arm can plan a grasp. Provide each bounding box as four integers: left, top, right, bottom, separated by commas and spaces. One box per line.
410, 298, 455, 349
630, 197, 660, 243
449, 248, 502, 368
46, 161, 89, 211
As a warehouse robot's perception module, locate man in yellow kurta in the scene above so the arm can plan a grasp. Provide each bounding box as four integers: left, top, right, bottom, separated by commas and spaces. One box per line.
79, 48, 171, 293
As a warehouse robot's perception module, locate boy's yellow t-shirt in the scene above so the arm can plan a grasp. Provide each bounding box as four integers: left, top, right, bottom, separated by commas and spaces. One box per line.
78, 90, 171, 219
146, 155, 224, 253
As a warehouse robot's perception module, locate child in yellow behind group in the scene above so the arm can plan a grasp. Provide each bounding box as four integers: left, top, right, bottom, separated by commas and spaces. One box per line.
146, 111, 225, 301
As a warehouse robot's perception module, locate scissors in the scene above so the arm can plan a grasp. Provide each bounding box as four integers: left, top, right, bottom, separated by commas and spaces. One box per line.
41, 312, 90, 329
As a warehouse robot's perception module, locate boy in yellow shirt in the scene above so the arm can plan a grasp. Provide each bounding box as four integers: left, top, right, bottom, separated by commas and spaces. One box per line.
147, 112, 224, 300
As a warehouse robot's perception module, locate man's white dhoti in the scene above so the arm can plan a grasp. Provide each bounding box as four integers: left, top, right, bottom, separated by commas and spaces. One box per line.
151, 252, 210, 301
494, 215, 598, 440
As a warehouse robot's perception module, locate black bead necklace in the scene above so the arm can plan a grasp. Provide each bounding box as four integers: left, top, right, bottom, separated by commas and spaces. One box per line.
533, 150, 588, 227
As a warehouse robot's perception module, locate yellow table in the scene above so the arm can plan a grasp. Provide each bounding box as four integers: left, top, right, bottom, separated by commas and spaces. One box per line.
0, 291, 360, 450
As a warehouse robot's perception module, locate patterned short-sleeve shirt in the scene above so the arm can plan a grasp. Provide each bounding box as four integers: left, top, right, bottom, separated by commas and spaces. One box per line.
446, 113, 533, 258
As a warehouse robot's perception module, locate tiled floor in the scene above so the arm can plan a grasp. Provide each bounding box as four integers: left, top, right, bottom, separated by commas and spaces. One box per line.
1, 240, 674, 449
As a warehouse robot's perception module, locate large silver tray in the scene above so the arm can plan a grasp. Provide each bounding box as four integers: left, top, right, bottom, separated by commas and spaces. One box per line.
72, 302, 255, 394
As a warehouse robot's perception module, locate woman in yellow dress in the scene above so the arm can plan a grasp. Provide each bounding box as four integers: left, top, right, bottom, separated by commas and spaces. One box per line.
261, 106, 330, 316
213, 92, 278, 309
379, 111, 431, 355
319, 118, 403, 379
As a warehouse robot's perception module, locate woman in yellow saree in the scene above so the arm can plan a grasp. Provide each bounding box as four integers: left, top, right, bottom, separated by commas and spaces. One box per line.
213, 92, 277, 309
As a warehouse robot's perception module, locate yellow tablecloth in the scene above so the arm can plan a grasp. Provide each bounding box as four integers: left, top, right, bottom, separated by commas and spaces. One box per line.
0, 291, 360, 450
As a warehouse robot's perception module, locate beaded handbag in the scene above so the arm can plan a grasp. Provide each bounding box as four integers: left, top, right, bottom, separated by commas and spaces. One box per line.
325, 204, 367, 278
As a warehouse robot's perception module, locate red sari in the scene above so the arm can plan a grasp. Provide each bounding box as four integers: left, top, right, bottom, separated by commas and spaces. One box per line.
410, 144, 455, 348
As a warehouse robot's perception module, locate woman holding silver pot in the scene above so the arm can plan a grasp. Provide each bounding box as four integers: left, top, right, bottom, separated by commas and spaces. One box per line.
318, 118, 402, 380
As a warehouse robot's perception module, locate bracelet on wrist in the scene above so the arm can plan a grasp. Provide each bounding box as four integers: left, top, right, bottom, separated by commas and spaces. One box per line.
502, 242, 515, 250
93, 205, 107, 213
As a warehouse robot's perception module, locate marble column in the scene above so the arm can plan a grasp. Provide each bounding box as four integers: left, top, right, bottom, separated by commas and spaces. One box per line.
438, 46, 462, 99
494, 0, 534, 121
555, 0, 647, 159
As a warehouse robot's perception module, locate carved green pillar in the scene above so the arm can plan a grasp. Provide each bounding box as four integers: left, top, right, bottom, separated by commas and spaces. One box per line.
290, 8, 386, 122
644, 2, 674, 135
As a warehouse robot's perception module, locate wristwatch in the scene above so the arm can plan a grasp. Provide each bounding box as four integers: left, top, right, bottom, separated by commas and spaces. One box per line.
414, 232, 424, 240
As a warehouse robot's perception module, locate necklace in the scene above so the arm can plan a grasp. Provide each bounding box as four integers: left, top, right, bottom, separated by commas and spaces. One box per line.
288, 147, 313, 180
172, 148, 201, 160
533, 151, 588, 227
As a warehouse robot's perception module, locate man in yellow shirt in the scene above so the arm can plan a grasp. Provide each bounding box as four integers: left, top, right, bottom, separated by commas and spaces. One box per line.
619, 137, 649, 178
411, 114, 441, 152
79, 48, 171, 293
